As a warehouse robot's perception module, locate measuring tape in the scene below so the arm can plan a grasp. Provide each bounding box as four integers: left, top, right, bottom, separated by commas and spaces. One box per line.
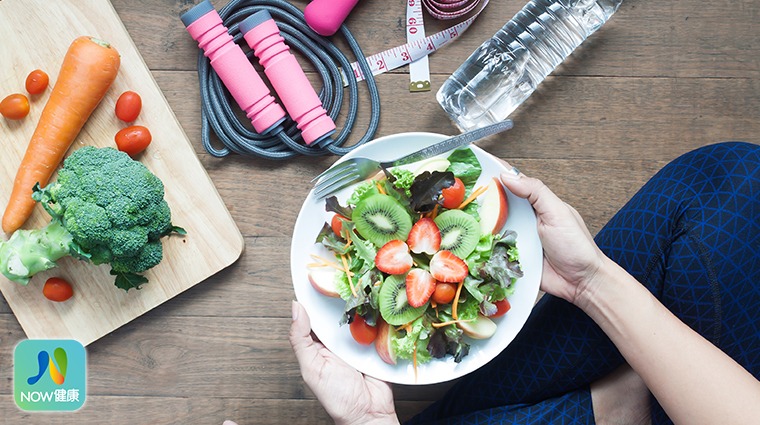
344, 0, 490, 90
407, 0, 430, 92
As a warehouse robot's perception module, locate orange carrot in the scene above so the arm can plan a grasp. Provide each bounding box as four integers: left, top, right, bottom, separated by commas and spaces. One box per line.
451, 279, 465, 320
413, 344, 419, 383
457, 185, 488, 210
2, 36, 120, 233
431, 318, 474, 328
341, 254, 357, 297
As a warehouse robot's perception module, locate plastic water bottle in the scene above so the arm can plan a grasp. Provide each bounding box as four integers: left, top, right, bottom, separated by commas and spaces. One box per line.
437, 0, 623, 131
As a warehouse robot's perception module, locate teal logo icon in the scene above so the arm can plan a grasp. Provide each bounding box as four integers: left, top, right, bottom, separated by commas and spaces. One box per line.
14, 339, 86, 411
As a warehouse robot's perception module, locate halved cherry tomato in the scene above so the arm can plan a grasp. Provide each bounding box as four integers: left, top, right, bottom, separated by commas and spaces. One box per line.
115, 125, 152, 156
331, 214, 348, 237
441, 177, 465, 209
42, 277, 74, 302
432, 282, 457, 304
25, 69, 49, 95
0, 93, 30, 120
489, 298, 511, 317
349, 314, 378, 345
115, 90, 142, 122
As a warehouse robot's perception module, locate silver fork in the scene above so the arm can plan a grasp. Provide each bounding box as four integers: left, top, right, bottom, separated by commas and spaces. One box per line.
312, 120, 514, 199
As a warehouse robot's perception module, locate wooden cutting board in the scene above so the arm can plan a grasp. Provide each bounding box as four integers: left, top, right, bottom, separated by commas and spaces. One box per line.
0, 0, 244, 345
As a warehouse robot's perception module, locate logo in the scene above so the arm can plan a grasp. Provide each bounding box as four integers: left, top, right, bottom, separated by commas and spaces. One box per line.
14, 339, 86, 411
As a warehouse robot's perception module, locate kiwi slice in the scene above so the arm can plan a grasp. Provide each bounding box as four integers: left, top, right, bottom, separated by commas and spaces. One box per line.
378, 274, 428, 326
434, 209, 480, 259
352, 194, 413, 247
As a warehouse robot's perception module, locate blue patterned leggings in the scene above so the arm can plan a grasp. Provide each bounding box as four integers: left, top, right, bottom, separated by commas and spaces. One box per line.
407, 141, 760, 424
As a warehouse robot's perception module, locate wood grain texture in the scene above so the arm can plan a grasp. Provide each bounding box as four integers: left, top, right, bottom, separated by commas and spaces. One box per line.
1, 0, 759, 423
0, 0, 243, 346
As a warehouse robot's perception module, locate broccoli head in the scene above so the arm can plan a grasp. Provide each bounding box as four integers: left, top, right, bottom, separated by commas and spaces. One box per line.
0, 146, 184, 291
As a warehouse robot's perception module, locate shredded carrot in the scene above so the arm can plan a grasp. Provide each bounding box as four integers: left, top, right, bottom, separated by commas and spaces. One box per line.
343, 228, 353, 249
458, 185, 488, 209
413, 344, 418, 383
309, 253, 330, 263
451, 280, 465, 320
376, 181, 386, 195
429, 204, 440, 220
340, 254, 357, 297
432, 318, 474, 328
308, 254, 351, 275
396, 322, 413, 333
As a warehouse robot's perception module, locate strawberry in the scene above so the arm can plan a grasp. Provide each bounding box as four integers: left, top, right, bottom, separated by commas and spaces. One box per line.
406, 268, 436, 307
375, 240, 413, 275
429, 250, 468, 283
406, 218, 441, 255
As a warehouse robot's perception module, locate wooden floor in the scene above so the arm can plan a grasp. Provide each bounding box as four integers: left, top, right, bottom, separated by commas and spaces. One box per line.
1, 0, 758, 423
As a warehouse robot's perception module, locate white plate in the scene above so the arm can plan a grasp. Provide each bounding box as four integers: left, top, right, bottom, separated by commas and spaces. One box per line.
290, 132, 542, 385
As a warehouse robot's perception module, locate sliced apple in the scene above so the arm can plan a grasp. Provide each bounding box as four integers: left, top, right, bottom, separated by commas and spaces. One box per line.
457, 314, 498, 339
412, 157, 451, 176
374, 318, 397, 365
308, 268, 340, 298
478, 177, 509, 235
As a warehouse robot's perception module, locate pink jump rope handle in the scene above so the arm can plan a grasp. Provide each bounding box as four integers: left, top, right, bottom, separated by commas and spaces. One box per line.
181, 0, 286, 134
304, 0, 360, 37
241, 11, 336, 146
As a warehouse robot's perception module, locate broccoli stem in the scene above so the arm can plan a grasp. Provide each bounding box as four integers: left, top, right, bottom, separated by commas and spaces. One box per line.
0, 220, 73, 285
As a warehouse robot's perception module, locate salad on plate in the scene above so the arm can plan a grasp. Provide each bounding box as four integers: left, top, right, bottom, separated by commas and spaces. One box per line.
307, 146, 524, 374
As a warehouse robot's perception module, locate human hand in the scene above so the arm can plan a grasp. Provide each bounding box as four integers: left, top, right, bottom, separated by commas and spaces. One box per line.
500, 165, 607, 306
289, 301, 399, 425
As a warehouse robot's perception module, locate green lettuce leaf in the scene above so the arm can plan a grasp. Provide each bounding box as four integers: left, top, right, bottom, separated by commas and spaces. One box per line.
347, 181, 380, 207
446, 148, 482, 190
456, 294, 480, 321
337, 269, 383, 326
388, 168, 415, 198
391, 316, 433, 363
466, 233, 496, 276
350, 235, 377, 273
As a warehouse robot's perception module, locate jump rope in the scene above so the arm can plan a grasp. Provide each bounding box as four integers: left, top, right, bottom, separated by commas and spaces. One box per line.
182, 0, 486, 160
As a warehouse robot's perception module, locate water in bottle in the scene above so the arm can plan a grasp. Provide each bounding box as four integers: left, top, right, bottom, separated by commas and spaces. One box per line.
437, 0, 623, 131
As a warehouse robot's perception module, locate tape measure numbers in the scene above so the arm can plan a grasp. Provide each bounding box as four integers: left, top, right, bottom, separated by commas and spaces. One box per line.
407, 0, 431, 92
344, 0, 490, 89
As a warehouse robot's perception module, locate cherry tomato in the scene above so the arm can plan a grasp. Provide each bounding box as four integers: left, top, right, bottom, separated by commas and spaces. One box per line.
25, 69, 49, 95
42, 277, 74, 302
349, 314, 378, 345
489, 298, 511, 318
432, 282, 457, 304
441, 177, 465, 209
115, 125, 152, 156
0, 93, 30, 120
115, 90, 142, 122
331, 214, 348, 237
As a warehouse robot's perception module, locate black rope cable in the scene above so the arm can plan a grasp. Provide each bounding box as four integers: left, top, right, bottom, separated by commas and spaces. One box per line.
196, 0, 381, 159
